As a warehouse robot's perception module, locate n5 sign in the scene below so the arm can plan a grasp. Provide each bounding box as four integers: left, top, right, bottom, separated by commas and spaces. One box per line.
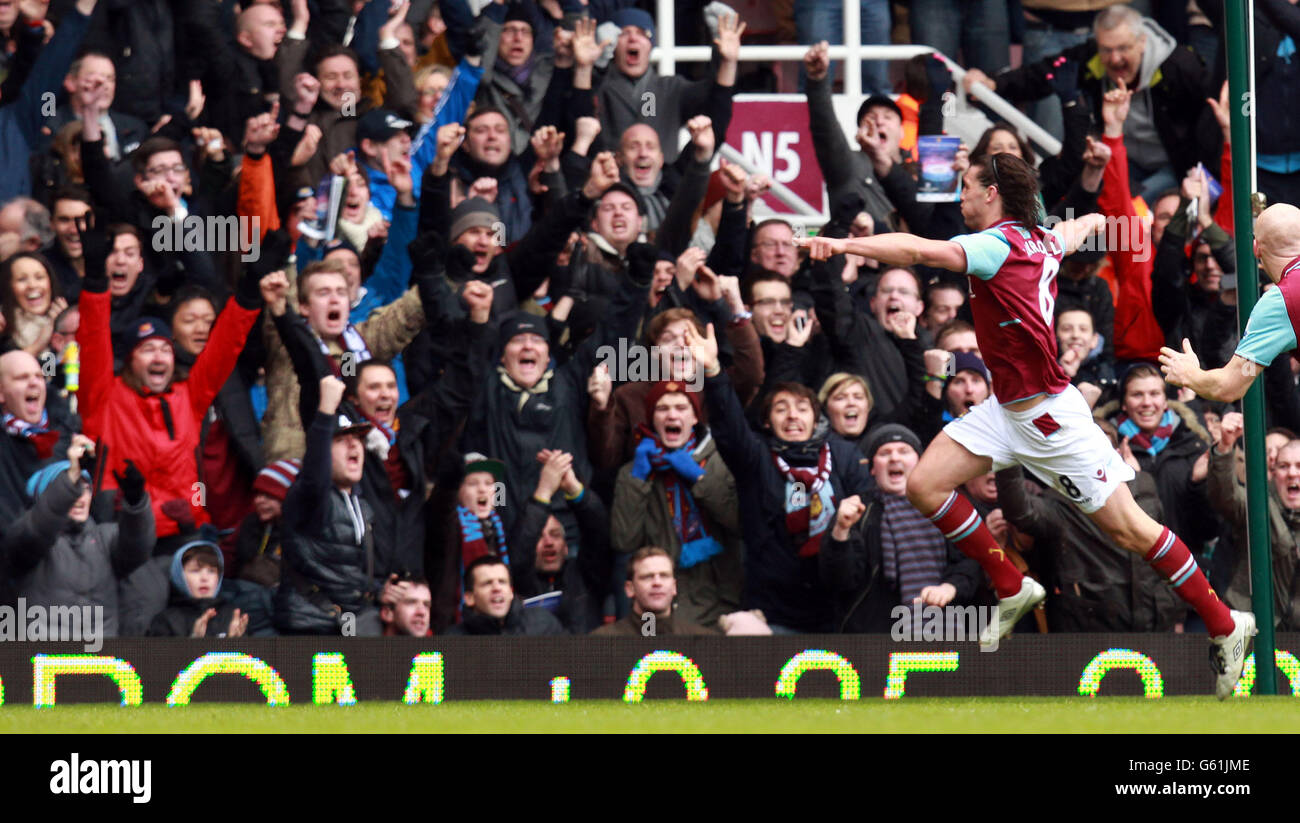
724, 95, 826, 215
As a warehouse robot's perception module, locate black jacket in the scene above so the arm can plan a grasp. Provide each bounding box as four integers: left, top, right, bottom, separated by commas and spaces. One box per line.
443, 597, 566, 636
81, 0, 177, 126
819, 491, 984, 633
1151, 204, 1239, 370
992, 22, 1219, 178
508, 491, 612, 635
0, 402, 78, 528
274, 411, 381, 635
360, 318, 490, 579
461, 245, 651, 531
704, 371, 876, 631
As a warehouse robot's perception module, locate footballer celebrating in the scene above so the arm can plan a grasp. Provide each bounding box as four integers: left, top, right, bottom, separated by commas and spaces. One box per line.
802, 152, 1255, 699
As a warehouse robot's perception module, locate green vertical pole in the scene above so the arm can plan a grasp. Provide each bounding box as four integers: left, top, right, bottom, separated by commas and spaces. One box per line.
1224, 0, 1277, 694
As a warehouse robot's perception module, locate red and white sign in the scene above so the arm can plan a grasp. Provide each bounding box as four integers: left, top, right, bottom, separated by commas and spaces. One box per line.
724, 94, 826, 215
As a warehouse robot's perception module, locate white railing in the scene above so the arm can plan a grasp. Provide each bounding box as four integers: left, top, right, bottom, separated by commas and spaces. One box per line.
651, 0, 1063, 223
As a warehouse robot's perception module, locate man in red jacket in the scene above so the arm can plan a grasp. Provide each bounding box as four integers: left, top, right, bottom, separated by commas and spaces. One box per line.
77, 234, 286, 553
1098, 80, 1180, 365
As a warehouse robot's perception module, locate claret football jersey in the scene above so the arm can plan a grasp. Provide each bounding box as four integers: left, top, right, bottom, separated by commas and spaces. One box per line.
951, 220, 1072, 403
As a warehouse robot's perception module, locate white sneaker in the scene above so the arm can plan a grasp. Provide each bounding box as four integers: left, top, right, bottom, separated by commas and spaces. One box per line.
1209, 610, 1257, 700
980, 577, 1046, 650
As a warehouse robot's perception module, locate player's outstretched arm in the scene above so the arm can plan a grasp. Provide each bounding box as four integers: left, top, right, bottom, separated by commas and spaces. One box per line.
1053, 213, 1107, 255
1160, 339, 1256, 402
797, 233, 968, 273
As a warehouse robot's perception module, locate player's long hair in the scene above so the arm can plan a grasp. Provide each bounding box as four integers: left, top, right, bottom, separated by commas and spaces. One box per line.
971, 152, 1045, 229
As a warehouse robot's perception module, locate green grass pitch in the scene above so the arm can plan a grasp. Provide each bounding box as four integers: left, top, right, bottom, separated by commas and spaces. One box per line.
4, 697, 1300, 733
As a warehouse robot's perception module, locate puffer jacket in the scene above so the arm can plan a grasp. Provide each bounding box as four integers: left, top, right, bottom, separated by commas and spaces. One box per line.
3, 471, 154, 638
610, 429, 744, 629
1096, 398, 1215, 549
1208, 447, 1300, 629
77, 288, 262, 539
274, 411, 381, 635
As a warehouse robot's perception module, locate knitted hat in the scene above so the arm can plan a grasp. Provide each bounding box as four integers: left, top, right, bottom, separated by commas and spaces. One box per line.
26, 461, 89, 498
863, 423, 922, 461
948, 351, 990, 383
497, 311, 550, 349
612, 8, 655, 44
644, 379, 703, 423
253, 459, 302, 502
503, 2, 534, 28
449, 196, 500, 241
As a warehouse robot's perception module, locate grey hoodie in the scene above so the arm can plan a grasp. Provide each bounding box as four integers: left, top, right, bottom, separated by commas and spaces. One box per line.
1123, 17, 1179, 170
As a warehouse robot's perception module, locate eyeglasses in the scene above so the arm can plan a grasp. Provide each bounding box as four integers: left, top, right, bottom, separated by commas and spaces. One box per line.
1098, 39, 1140, 59
145, 164, 187, 180
501, 23, 532, 37
753, 298, 793, 309
755, 240, 796, 250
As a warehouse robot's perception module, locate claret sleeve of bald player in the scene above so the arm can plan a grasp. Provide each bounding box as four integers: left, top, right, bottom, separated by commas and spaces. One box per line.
950, 229, 1012, 280
1235, 287, 1297, 367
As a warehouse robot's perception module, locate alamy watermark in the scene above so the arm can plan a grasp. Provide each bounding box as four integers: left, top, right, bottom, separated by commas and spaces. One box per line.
0, 599, 104, 652
594, 338, 704, 391
890, 602, 999, 652
152, 214, 261, 262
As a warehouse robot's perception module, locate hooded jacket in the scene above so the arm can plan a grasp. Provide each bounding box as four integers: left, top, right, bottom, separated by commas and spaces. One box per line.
146, 542, 242, 637
993, 16, 1220, 179
274, 411, 382, 635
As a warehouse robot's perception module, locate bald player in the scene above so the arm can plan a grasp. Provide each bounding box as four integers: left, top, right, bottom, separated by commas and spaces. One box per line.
1161, 203, 1300, 401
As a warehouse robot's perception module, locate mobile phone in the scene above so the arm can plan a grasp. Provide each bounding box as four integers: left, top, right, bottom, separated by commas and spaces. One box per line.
793, 314, 807, 333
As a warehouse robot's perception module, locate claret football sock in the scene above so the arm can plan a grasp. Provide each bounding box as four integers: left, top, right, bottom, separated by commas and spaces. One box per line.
925, 490, 1023, 599
1145, 526, 1235, 637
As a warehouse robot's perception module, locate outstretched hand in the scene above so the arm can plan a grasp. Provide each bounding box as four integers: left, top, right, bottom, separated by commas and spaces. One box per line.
682, 322, 720, 376
797, 235, 845, 261
1158, 339, 1201, 389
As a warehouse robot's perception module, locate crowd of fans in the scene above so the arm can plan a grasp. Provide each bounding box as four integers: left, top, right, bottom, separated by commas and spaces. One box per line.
0, 0, 1297, 639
